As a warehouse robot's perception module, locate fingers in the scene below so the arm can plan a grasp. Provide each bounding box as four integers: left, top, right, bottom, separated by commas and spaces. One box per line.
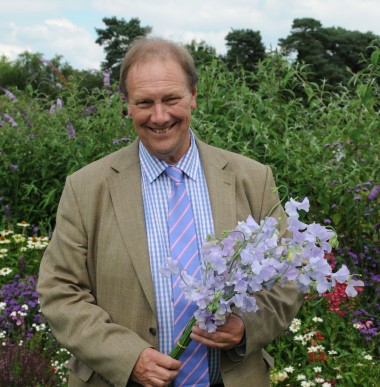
191, 313, 245, 350
131, 348, 181, 386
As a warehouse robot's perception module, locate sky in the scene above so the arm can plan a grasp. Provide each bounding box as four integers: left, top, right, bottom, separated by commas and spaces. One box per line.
1, 0, 380, 71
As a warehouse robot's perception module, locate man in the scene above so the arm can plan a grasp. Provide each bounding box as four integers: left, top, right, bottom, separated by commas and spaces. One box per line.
38, 37, 302, 387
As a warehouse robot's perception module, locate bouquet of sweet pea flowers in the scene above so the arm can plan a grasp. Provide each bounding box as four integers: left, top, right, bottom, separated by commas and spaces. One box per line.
161, 197, 364, 360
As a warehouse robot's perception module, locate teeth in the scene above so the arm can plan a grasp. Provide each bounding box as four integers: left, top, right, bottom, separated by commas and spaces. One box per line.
151, 127, 170, 134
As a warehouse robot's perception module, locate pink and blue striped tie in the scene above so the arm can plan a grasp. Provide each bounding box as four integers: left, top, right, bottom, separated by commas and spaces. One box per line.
166, 166, 210, 387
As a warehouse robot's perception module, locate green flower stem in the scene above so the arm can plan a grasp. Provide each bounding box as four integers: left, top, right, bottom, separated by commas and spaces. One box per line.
168, 316, 197, 360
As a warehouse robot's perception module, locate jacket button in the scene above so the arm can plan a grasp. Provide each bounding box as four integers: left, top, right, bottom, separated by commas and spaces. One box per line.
149, 327, 157, 336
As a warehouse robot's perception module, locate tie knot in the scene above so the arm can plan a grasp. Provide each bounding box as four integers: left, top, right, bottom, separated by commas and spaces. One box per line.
165, 166, 184, 183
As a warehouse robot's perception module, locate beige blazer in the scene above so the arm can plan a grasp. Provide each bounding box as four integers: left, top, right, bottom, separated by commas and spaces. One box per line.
38, 137, 302, 387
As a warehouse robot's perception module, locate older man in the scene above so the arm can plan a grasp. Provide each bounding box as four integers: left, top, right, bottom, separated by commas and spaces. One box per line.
38, 36, 302, 387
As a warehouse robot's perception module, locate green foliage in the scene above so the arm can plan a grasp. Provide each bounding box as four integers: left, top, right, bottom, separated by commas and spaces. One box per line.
0, 43, 379, 385
0, 79, 136, 231
268, 296, 380, 386
279, 18, 380, 85
186, 40, 220, 67
225, 28, 266, 72
95, 16, 152, 82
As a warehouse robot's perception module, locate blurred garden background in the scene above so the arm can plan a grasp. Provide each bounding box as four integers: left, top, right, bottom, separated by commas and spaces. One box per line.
0, 17, 379, 386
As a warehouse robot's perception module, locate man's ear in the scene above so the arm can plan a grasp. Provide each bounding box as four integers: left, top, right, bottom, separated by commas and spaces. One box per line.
191, 87, 197, 110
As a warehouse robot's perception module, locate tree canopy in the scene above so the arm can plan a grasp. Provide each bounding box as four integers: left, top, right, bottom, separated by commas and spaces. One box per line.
95, 17, 152, 81
279, 18, 379, 85
225, 29, 266, 72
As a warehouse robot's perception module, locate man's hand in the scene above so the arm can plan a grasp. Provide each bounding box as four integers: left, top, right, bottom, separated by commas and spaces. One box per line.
190, 313, 245, 350
131, 348, 181, 387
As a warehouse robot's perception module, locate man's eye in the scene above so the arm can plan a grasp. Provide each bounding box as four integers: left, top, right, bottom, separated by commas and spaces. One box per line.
165, 97, 180, 105
137, 101, 152, 108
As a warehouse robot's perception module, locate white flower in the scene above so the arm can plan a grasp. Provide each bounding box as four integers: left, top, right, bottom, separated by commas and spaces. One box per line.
12, 234, 26, 243
276, 371, 288, 381
308, 345, 325, 353
284, 366, 295, 373
328, 350, 338, 355
315, 377, 324, 383
297, 374, 307, 381
322, 383, 332, 387
0, 267, 13, 276
0, 302, 6, 310
313, 367, 322, 373
17, 221, 30, 227
312, 317, 323, 323
0, 237, 11, 244
0, 229, 13, 236
364, 354, 373, 361
289, 318, 302, 332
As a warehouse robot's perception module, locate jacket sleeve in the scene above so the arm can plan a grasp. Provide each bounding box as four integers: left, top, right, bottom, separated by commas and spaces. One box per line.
37, 176, 152, 387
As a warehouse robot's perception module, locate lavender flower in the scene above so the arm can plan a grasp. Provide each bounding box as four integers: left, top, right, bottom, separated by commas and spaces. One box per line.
103, 70, 111, 87
49, 104, 56, 114
2, 113, 18, 127
82, 105, 97, 116
66, 121, 76, 139
161, 197, 363, 336
367, 185, 380, 201
8, 163, 18, 172
1, 87, 17, 103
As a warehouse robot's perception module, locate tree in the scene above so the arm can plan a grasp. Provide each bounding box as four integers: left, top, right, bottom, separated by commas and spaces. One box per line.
186, 40, 219, 67
279, 18, 379, 85
95, 17, 152, 82
225, 29, 266, 72
0, 52, 73, 97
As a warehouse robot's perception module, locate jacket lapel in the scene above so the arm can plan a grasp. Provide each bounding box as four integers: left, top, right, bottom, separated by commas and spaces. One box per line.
196, 139, 236, 236
107, 140, 156, 315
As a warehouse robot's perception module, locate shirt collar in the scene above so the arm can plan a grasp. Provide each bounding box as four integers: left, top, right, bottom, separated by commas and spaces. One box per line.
139, 130, 200, 183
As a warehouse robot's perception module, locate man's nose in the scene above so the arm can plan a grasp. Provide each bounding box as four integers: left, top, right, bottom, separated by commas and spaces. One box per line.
151, 103, 169, 124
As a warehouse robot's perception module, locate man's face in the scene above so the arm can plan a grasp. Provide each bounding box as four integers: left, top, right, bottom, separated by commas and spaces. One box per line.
127, 58, 197, 164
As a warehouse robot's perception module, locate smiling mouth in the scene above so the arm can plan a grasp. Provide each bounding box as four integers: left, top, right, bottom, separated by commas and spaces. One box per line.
149, 124, 175, 134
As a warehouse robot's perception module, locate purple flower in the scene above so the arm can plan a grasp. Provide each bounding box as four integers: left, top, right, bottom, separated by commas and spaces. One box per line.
2, 113, 18, 127
38, 56, 50, 65
8, 163, 18, 171
346, 279, 365, 297
331, 264, 350, 283
354, 195, 361, 201
82, 105, 97, 116
367, 185, 380, 201
285, 197, 310, 218
160, 257, 180, 277
1, 87, 17, 103
66, 121, 76, 139
103, 70, 111, 87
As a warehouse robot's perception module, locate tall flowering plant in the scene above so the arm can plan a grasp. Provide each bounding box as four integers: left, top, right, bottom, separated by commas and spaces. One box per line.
161, 197, 364, 359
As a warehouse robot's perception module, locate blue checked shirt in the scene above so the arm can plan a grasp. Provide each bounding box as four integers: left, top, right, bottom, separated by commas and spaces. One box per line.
139, 131, 222, 384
